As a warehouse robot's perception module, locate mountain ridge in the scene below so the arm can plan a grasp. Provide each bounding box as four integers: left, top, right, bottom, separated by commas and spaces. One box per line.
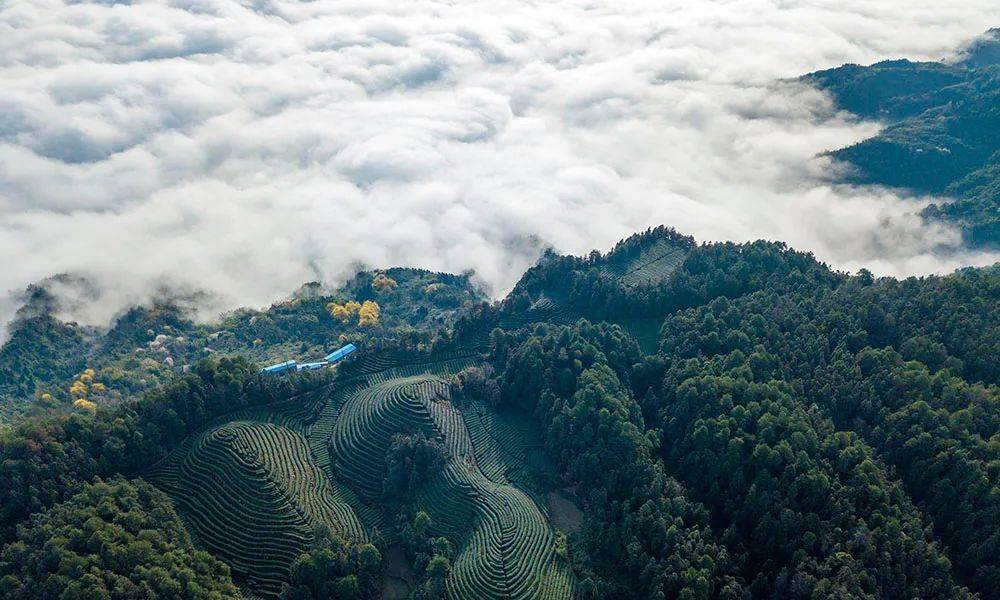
804, 28, 1000, 248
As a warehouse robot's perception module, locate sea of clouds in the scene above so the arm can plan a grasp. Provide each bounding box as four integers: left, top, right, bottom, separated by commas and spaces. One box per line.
1, 0, 999, 337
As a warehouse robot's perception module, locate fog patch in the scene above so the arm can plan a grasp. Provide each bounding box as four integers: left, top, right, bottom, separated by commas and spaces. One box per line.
1, 0, 998, 341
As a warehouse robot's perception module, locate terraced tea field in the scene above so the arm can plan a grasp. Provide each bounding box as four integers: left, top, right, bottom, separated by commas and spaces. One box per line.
498, 294, 580, 332
494, 237, 689, 344
614, 317, 664, 355
601, 237, 689, 287
332, 375, 574, 599
147, 353, 575, 599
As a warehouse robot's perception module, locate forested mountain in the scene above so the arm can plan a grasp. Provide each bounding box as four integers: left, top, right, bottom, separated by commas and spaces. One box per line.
1, 226, 996, 599
805, 28, 1000, 247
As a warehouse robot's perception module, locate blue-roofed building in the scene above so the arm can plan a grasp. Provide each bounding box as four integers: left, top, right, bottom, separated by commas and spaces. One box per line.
297, 361, 327, 372
325, 343, 357, 363
261, 359, 297, 374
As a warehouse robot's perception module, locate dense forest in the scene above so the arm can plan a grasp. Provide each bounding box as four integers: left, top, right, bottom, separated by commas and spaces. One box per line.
486, 230, 997, 598
0, 225, 995, 598
804, 28, 1000, 247
0, 478, 239, 599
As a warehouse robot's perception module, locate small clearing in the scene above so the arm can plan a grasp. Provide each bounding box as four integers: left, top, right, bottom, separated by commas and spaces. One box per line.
380, 544, 416, 599
546, 489, 584, 534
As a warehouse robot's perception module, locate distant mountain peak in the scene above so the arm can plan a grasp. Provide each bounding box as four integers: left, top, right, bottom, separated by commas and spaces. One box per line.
956, 27, 1000, 68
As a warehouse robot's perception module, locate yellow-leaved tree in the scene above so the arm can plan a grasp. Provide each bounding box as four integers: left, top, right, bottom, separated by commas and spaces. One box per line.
327, 302, 350, 323
73, 398, 97, 412
69, 380, 88, 398
371, 273, 398, 293
358, 301, 380, 327
328, 300, 364, 324
69, 368, 107, 405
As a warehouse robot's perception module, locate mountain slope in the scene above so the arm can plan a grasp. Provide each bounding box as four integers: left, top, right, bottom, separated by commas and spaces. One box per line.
0, 268, 483, 426
0, 227, 996, 599
805, 28, 1000, 247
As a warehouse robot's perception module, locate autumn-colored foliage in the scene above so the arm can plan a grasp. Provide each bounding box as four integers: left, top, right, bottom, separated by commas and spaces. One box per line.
358, 301, 380, 327
372, 273, 398, 293
327, 300, 378, 327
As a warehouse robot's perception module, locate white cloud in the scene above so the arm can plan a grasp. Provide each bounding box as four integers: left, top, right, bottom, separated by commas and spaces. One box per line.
1, 0, 998, 339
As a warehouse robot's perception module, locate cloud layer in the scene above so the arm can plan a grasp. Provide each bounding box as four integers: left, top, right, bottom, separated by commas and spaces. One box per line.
1, 0, 998, 335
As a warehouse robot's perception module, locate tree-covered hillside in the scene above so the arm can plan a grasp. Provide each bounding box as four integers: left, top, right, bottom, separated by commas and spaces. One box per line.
0, 478, 240, 599
805, 28, 1000, 247
0, 268, 483, 426
0, 227, 996, 599
485, 228, 998, 598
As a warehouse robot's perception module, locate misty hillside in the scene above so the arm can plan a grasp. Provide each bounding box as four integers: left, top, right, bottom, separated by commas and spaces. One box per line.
806, 28, 1000, 247
0, 269, 483, 425
1, 226, 996, 599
